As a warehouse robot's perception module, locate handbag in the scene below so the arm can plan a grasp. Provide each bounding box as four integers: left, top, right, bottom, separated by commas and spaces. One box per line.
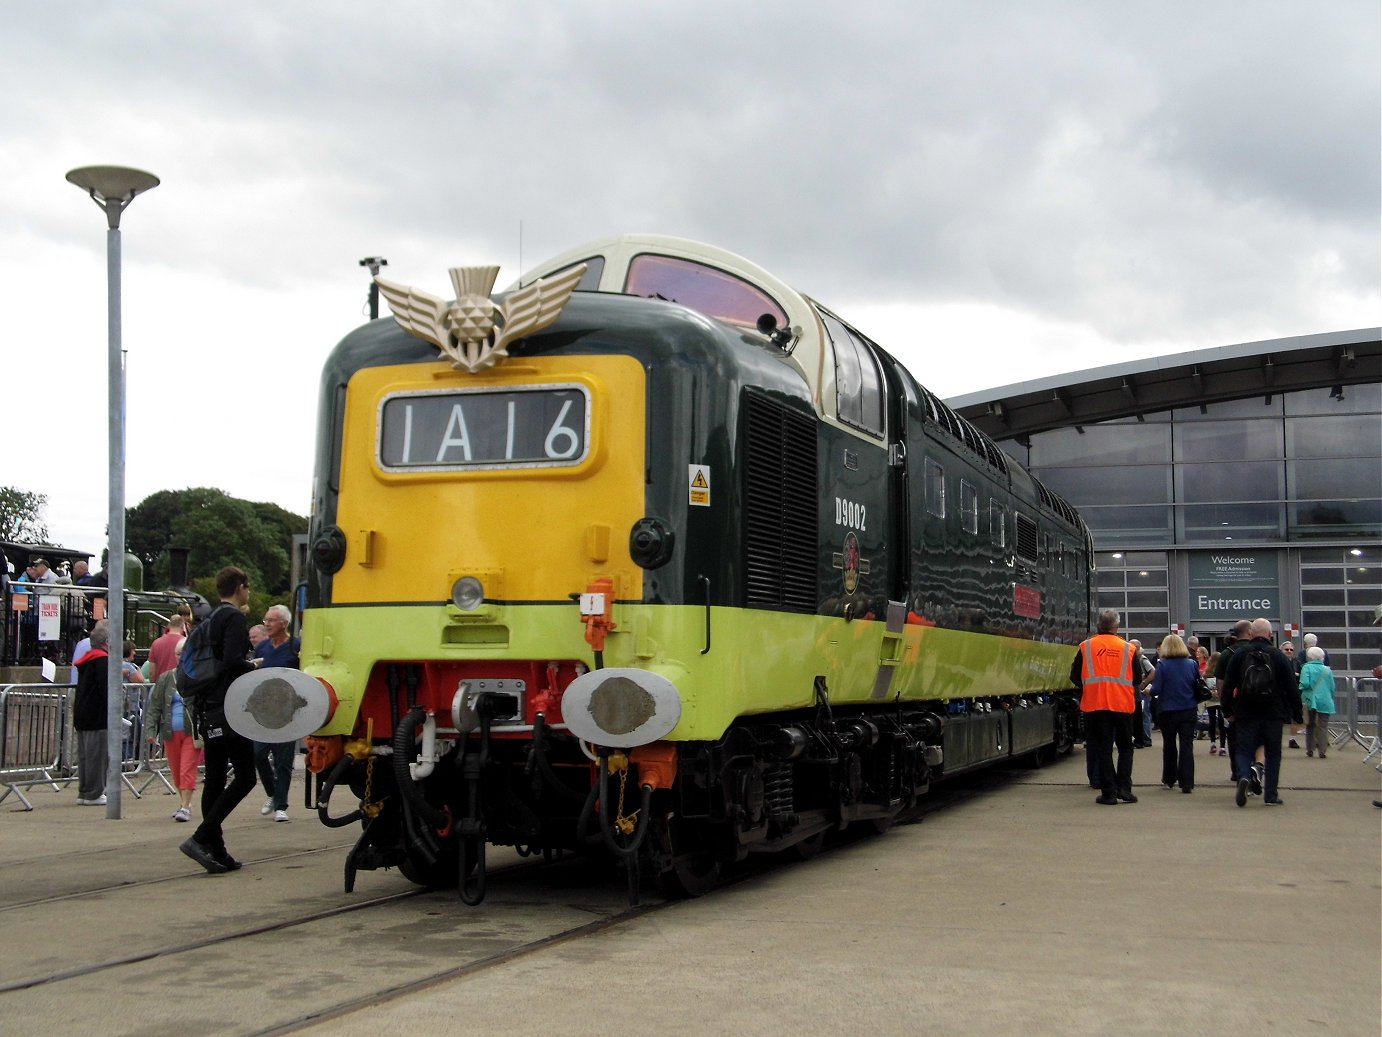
1193, 674, 1213, 703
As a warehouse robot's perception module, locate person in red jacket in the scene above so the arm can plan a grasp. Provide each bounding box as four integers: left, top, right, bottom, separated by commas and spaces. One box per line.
1072, 609, 1141, 805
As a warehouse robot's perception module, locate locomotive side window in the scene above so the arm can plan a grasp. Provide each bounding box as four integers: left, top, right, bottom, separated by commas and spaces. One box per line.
990, 499, 1006, 548
820, 312, 885, 438
960, 479, 979, 534
1015, 512, 1039, 563
624, 254, 787, 330
925, 458, 946, 518
377, 386, 590, 471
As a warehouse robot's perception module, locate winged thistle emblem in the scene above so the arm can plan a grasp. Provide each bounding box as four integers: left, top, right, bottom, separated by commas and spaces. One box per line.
374, 262, 587, 373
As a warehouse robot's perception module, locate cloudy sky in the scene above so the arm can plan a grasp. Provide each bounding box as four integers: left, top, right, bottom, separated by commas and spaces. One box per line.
3, 1, 1378, 558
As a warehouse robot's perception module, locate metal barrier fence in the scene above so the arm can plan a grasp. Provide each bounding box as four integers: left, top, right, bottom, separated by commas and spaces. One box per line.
0, 682, 181, 810
3, 584, 197, 667
1331, 676, 1381, 767
0, 686, 72, 810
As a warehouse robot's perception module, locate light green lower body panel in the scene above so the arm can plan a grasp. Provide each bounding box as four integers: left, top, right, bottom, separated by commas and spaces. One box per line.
300, 603, 1078, 741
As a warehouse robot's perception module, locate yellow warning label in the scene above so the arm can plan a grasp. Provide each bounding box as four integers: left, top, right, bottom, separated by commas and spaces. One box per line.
688, 464, 711, 507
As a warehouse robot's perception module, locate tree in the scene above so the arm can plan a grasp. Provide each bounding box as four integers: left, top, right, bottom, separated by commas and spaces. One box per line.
0, 486, 51, 544
125, 488, 306, 595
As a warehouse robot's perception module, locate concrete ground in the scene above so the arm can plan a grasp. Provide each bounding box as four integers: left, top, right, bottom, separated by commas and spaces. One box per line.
3, 737, 1379, 1036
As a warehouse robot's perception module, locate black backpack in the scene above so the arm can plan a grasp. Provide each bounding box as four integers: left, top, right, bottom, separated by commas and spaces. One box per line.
176, 604, 235, 704
1236, 647, 1277, 708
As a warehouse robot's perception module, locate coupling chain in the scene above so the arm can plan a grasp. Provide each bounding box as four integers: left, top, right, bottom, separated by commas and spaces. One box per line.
609, 752, 639, 836
361, 753, 383, 818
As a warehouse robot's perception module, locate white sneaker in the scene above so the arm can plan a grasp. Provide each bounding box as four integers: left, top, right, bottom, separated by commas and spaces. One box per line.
273, 809, 289, 822
77, 795, 108, 806
173, 806, 192, 822
260, 798, 274, 816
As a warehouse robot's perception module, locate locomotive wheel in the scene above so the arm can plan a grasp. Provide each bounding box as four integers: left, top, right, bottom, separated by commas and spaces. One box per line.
656, 853, 722, 898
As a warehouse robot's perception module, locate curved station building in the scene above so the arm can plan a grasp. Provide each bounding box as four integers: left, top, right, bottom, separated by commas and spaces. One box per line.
949, 328, 1382, 673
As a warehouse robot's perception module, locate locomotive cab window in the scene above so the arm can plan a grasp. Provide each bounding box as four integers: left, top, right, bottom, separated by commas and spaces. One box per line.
990, 499, 1006, 548
960, 479, 979, 534
924, 458, 946, 518
550, 256, 604, 291
820, 312, 885, 437
624, 253, 787, 331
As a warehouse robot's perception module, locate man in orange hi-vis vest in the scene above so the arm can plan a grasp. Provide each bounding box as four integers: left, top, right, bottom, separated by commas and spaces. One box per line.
1071, 608, 1142, 805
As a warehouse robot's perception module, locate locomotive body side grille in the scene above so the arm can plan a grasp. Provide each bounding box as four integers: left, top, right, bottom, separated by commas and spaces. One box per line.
743, 393, 819, 613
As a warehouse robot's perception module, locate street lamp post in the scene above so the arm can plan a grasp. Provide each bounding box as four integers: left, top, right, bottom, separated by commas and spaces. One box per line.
66, 165, 160, 820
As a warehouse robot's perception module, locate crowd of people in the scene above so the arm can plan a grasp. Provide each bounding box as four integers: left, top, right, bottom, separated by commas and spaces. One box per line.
69, 565, 302, 874
1072, 609, 1349, 808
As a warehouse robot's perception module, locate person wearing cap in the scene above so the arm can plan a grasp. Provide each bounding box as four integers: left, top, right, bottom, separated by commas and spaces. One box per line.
32, 557, 58, 584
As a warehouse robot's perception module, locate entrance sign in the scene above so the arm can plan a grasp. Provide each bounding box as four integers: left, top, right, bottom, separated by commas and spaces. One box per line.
1187, 551, 1279, 619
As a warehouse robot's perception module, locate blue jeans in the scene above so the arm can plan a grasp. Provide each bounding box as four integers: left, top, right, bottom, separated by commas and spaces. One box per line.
254, 740, 296, 811
1233, 715, 1283, 799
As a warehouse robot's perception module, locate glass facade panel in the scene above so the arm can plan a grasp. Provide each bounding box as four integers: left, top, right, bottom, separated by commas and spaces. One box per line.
1289, 500, 1382, 538
1174, 419, 1281, 461
1300, 566, 1344, 585
1301, 587, 1346, 606
1178, 460, 1282, 504
1035, 466, 1169, 505
1127, 590, 1166, 608
1179, 502, 1284, 542
1124, 551, 1169, 567
1348, 628, 1381, 651
1300, 547, 1349, 563
1285, 382, 1381, 416
1126, 611, 1169, 630
1077, 505, 1173, 537
1301, 609, 1348, 628
1030, 424, 1170, 467
1290, 458, 1382, 501
1286, 415, 1382, 458
1173, 396, 1283, 421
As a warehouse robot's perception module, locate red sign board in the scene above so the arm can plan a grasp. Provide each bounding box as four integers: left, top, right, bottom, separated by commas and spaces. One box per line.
1013, 585, 1042, 619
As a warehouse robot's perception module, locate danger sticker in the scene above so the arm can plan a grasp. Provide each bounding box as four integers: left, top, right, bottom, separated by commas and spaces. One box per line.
688, 464, 711, 507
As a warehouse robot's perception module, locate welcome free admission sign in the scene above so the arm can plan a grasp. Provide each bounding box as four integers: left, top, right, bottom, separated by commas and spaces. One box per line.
1187, 551, 1280, 620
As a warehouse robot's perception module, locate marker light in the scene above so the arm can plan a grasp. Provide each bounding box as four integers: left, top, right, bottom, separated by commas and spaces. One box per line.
451, 576, 485, 611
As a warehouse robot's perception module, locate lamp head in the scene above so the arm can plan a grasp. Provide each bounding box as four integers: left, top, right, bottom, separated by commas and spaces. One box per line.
66, 166, 160, 228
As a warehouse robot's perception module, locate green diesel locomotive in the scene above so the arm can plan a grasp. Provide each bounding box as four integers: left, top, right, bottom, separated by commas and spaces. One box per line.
230, 235, 1092, 901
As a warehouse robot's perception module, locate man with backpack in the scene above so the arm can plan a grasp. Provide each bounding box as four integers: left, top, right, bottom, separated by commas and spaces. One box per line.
1222, 618, 1301, 808
178, 566, 257, 874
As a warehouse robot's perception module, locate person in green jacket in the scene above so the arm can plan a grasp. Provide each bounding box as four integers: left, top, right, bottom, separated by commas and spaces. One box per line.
1298, 646, 1335, 758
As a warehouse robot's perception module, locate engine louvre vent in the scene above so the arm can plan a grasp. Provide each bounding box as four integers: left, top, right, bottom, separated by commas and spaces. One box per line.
743, 393, 818, 613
